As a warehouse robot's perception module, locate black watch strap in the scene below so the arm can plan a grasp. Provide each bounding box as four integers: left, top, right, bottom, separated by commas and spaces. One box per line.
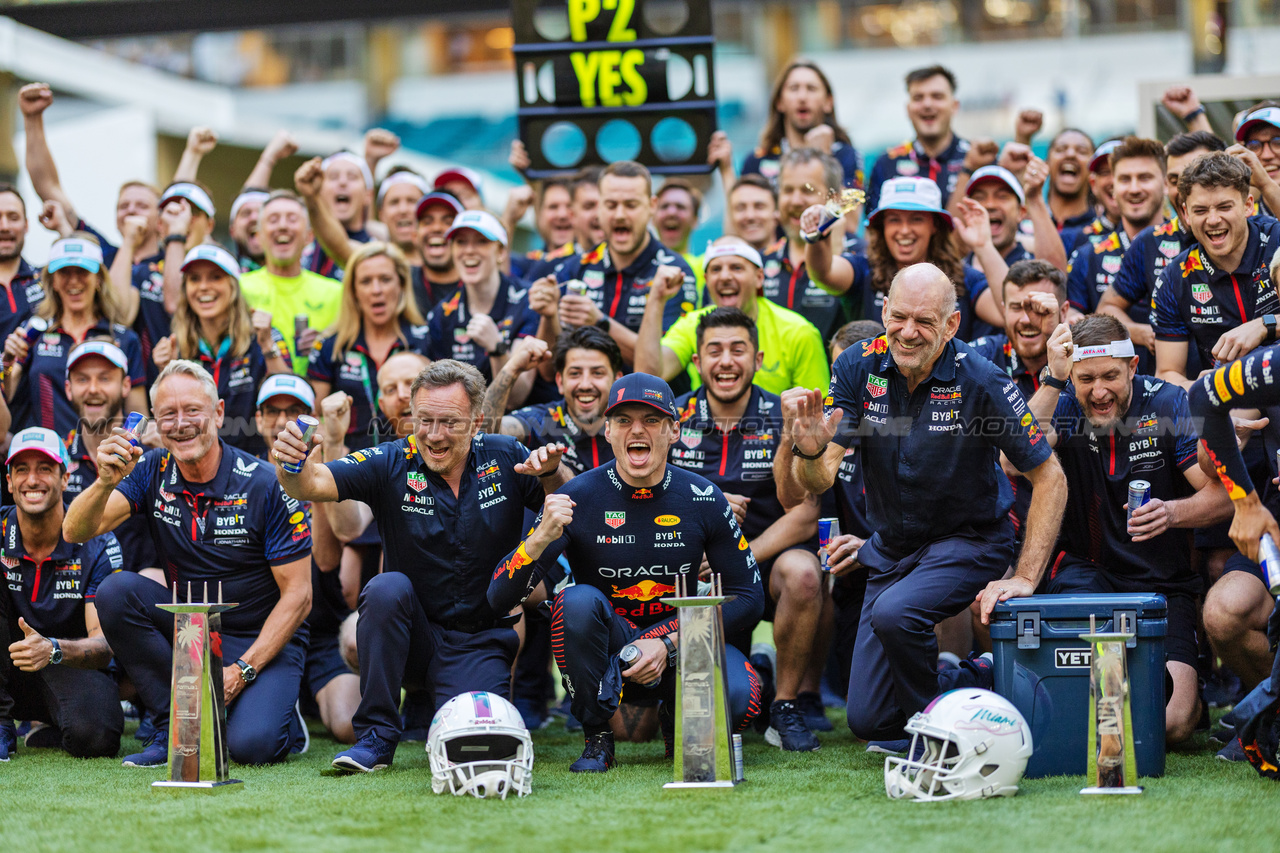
791, 442, 828, 460
1265, 314, 1278, 342
1043, 374, 1068, 390
234, 658, 256, 683
661, 633, 677, 666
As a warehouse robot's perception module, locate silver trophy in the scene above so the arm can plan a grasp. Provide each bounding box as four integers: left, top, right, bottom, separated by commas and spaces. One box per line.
662, 573, 742, 789
151, 582, 243, 793
1080, 613, 1142, 796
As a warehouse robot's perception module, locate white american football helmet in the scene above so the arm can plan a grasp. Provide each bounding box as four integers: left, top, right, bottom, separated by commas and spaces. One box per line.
884, 688, 1033, 802
427, 692, 533, 799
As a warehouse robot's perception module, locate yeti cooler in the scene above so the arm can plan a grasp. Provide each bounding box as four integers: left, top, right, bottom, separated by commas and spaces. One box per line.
989, 594, 1167, 779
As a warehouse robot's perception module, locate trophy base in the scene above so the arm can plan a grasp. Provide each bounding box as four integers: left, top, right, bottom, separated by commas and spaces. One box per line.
152, 780, 243, 794
1079, 786, 1144, 796
663, 780, 739, 789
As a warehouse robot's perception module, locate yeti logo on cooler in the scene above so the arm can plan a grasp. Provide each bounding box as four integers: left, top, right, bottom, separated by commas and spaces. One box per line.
1055, 648, 1092, 668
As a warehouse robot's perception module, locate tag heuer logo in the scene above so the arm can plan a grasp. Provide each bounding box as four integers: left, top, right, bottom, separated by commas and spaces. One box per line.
1102, 255, 1122, 275
680, 429, 701, 449
605, 511, 625, 529
1158, 239, 1180, 259
866, 375, 887, 398
1191, 283, 1212, 304
407, 472, 428, 492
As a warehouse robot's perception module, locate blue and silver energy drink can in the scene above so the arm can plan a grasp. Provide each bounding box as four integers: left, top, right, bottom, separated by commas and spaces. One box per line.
122, 412, 146, 447
565, 279, 589, 297
732, 733, 744, 782
21, 317, 48, 346
1126, 480, 1150, 520
618, 643, 661, 688
1261, 534, 1280, 596
818, 517, 840, 572
280, 415, 319, 474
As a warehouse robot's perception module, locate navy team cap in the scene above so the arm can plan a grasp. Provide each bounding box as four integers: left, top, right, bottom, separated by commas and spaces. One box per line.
605, 374, 677, 420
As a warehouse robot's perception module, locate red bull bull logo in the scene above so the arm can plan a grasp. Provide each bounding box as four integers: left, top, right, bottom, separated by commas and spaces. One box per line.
632, 488, 654, 499
612, 580, 676, 602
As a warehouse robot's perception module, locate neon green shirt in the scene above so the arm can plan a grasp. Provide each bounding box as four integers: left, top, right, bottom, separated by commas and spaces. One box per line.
240, 267, 344, 374
660, 296, 830, 395
683, 251, 706, 305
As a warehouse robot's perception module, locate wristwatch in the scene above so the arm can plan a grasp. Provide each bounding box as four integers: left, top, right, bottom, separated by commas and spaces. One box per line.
48, 637, 63, 666
1264, 314, 1278, 343
595, 316, 611, 332
488, 339, 510, 358
660, 634, 677, 668
791, 442, 828, 460
234, 658, 256, 684
1038, 365, 1068, 390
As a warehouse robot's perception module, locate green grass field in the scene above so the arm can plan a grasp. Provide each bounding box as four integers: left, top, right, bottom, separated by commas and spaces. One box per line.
2, 714, 1278, 853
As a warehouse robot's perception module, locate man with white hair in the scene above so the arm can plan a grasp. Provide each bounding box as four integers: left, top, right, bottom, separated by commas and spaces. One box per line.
64, 360, 314, 768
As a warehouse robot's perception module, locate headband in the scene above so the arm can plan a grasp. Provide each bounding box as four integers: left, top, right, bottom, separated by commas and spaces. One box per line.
321, 152, 374, 190
1073, 339, 1136, 361
703, 242, 763, 270
376, 172, 430, 206
229, 190, 270, 224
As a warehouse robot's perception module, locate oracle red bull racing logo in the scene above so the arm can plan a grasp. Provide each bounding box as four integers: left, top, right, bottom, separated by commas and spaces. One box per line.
612, 580, 676, 602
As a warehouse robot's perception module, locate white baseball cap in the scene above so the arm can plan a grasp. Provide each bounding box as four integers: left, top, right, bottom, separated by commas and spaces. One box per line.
47, 237, 104, 274
869, 177, 952, 227
445, 210, 508, 246
256, 375, 316, 411
181, 244, 241, 281
7, 427, 69, 467
966, 165, 1026, 205
161, 182, 216, 219
66, 340, 129, 379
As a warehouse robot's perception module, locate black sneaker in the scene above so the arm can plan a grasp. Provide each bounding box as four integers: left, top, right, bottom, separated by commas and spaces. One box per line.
796, 692, 834, 732
0, 723, 15, 761
765, 700, 820, 752
570, 730, 616, 773
24, 723, 61, 749
1209, 720, 1237, 747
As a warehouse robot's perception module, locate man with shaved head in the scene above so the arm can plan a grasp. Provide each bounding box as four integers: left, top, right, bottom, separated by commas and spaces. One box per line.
778, 262, 1068, 752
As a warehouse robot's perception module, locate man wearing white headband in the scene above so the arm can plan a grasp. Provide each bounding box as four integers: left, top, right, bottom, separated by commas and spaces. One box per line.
1029, 313, 1232, 744
230, 190, 271, 273
635, 237, 829, 396
297, 152, 375, 281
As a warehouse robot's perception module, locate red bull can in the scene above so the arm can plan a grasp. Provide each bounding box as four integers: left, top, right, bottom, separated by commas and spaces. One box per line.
818, 517, 840, 572
1126, 480, 1150, 520
1261, 534, 1280, 596
565, 279, 588, 297
281, 415, 319, 474
122, 412, 146, 447
2, 317, 47, 373
294, 315, 309, 344
619, 643, 661, 688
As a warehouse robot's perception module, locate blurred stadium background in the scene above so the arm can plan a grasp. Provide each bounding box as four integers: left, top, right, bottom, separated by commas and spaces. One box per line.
0, 0, 1275, 261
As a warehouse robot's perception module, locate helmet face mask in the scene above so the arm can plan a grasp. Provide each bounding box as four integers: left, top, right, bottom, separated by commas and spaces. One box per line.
884, 688, 1032, 802
427, 692, 534, 799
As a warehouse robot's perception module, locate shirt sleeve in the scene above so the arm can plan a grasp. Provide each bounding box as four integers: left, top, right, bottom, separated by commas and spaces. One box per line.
1065, 246, 1093, 313
1111, 238, 1148, 305
1049, 387, 1083, 445
659, 311, 698, 371
114, 450, 155, 516
83, 533, 124, 599
487, 503, 569, 615
1152, 265, 1190, 341
983, 368, 1053, 473
965, 267, 989, 309
262, 481, 311, 565
325, 444, 391, 506
425, 310, 451, 362
1164, 385, 1200, 471
826, 354, 864, 448
1188, 355, 1273, 498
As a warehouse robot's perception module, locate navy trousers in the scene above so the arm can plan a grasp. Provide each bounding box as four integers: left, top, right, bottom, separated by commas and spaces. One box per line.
95, 571, 306, 765
846, 525, 1012, 741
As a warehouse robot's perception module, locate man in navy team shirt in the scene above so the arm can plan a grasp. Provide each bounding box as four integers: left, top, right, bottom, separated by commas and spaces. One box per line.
0, 428, 124, 761
272, 358, 570, 774
669, 307, 826, 752
487, 373, 764, 773
782, 263, 1068, 750
1029, 315, 1232, 742
0, 184, 45, 342
65, 360, 314, 769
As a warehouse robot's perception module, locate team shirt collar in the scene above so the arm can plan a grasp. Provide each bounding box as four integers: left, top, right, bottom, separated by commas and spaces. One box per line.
604, 459, 673, 501
2, 507, 75, 564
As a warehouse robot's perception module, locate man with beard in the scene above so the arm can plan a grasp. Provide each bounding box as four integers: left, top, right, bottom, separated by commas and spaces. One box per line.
486, 373, 764, 772
425, 212, 541, 397
0, 184, 45, 341
741, 60, 861, 190
240, 191, 344, 374
483, 330, 620, 474
411, 192, 464, 313
536, 162, 696, 368
1153, 153, 1280, 389
1029, 315, 1231, 743
1061, 139, 1123, 257
0, 428, 125, 761
654, 179, 701, 259
963, 165, 1034, 270
866, 66, 970, 213
636, 238, 828, 395
61, 341, 157, 576
755, 149, 850, 344
1066, 138, 1168, 373
301, 152, 374, 281
374, 169, 429, 259
509, 179, 577, 282
66, 360, 314, 768
229, 189, 270, 273
781, 263, 1067, 749
1045, 129, 1096, 233
668, 307, 826, 752
1101, 132, 1227, 368
271, 359, 568, 773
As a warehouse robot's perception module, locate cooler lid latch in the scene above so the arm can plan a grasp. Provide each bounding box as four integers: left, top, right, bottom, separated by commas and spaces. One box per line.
1016, 611, 1040, 649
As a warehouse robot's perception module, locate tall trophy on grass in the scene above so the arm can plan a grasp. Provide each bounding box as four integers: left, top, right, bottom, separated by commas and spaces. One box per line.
800, 187, 866, 243
662, 573, 743, 789
152, 582, 242, 793
1080, 613, 1142, 795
